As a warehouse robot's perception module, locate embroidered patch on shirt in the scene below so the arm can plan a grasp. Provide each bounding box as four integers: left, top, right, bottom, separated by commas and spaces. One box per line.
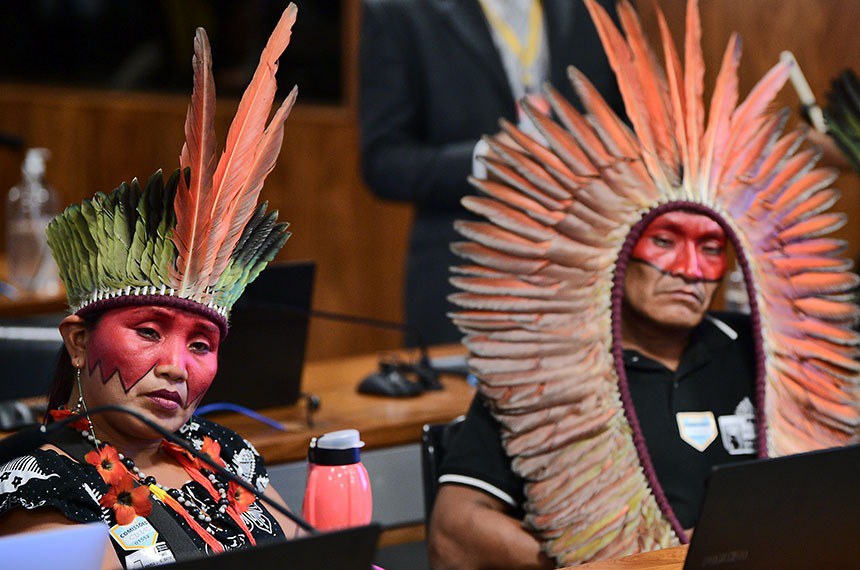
676, 411, 718, 452
718, 397, 756, 455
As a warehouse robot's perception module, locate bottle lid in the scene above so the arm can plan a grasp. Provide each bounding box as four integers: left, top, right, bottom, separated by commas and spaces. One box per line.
309, 429, 365, 466
316, 429, 365, 451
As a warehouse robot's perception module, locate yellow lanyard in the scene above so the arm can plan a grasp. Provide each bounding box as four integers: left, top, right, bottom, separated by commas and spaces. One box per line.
479, 0, 543, 87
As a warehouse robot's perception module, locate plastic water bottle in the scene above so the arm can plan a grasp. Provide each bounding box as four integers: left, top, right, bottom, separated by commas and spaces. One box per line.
302, 429, 373, 531
6, 148, 60, 295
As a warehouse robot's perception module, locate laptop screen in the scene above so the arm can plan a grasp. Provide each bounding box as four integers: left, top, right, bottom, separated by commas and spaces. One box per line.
165, 524, 381, 569
0, 522, 108, 570
684, 443, 860, 569
203, 261, 316, 410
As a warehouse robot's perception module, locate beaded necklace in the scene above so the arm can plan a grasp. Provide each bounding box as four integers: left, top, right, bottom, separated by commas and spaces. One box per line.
77, 426, 257, 553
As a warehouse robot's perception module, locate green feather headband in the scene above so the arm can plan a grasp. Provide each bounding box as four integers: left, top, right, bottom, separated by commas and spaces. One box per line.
46, 169, 289, 332
46, 4, 299, 332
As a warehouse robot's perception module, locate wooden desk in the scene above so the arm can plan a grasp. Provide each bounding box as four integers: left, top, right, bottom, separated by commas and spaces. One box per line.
574, 546, 688, 569
207, 346, 474, 548
208, 345, 475, 465
0, 291, 66, 317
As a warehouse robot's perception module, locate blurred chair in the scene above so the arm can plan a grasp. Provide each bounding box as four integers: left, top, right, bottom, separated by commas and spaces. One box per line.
420, 416, 465, 527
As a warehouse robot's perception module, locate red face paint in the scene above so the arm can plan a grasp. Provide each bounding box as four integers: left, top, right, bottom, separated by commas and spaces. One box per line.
631, 211, 727, 282
86, 306, 221, 407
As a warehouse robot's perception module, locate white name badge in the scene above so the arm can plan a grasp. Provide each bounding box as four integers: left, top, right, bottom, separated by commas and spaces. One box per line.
124, 543, 176, 568
718, 396, 756, 455
676, 411, 718, 452
109, 516, 159, 550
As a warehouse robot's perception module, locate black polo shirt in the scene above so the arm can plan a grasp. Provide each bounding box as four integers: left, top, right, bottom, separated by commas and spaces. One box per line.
439, 312, 757, 529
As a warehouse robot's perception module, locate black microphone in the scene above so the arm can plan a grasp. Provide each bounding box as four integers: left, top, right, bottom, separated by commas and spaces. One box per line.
239, 301, 443, 395
302, 306, 442, 394
0, 406, 317, 533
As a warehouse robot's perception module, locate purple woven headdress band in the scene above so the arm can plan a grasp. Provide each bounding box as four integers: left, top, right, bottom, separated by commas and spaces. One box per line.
76, 295, 229, 339
609, 201, 767, 543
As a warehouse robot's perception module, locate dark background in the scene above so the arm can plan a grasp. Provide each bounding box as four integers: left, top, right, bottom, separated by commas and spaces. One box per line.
0, 0, 342, 103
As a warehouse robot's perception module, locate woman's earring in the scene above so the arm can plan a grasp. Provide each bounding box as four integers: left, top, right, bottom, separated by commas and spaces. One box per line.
73, 366, 84, 413
74, 365, 99, 445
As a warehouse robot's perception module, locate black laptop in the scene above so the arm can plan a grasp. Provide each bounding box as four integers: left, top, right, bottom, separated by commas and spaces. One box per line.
165, 524, 381, 569
203, 261, 315, 410
684, 443, 860, 569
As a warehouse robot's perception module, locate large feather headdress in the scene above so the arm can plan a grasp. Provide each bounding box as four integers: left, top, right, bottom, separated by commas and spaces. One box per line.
46, 4, 300, 333
450, 0, 860, 565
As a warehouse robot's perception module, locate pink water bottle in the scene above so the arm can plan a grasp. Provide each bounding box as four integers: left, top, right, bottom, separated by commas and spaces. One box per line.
302, 429, 373, 531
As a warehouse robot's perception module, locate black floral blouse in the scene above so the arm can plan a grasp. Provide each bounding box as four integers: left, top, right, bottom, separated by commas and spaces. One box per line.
0, 416, 286, 567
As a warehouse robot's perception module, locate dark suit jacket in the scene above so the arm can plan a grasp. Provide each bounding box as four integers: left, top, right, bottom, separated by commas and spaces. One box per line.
359, 0, 624, 344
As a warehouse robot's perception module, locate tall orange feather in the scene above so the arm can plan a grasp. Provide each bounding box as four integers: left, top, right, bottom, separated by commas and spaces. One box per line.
170, 4, 298, 301
720, 60, 793, 187
657, 8, 688, 177
584, 0, 667, 188
700, 34, 740, 195
683, 0, 704, 187
214, 86, 298, 278
173, 28, 217, 295
616, 0, 675, 168
205, 4, 298, 281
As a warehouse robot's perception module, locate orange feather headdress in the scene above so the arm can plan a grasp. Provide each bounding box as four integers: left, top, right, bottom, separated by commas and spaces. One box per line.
46, 5, 299, 333
450, 0, 860, 564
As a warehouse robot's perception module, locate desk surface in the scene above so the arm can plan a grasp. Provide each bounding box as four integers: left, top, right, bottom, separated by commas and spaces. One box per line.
573, 546, 687, 569
207, 346, 475, 465
0, 289, 66, 317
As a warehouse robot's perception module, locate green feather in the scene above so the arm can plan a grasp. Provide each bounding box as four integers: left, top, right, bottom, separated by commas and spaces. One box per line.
68, 205, 99, 294
232, 202, 269, 259
46, 220, 75, 301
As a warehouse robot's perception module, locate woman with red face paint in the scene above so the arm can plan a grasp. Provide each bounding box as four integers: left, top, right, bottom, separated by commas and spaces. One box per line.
0, 5, 303, 568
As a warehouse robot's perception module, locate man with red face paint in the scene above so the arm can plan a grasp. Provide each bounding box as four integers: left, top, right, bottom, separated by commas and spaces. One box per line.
0, 5, 303, 568
429, 210, 758, 570
622, 210, 729, 369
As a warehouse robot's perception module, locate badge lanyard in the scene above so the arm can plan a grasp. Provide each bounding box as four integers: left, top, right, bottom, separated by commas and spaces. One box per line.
479, 0, 544, 89
161, 442, 257, 548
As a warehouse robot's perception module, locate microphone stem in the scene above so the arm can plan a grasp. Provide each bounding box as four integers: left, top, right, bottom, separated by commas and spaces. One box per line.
242, 301, 432, 365
306, 307, 429, 354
